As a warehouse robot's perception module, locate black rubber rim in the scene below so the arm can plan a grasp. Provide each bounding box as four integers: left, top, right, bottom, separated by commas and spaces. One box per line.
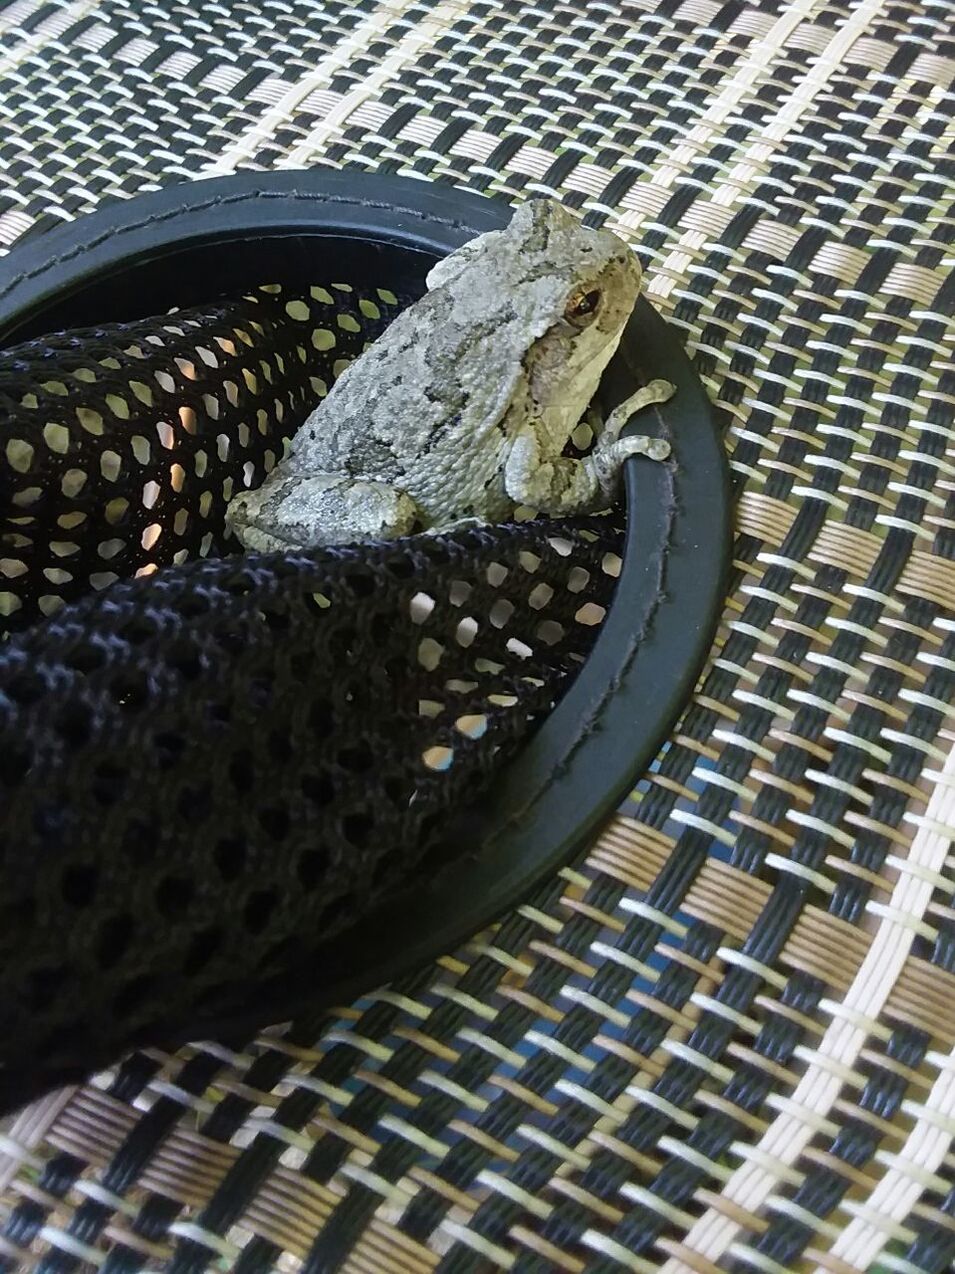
0, 169, 731, 1028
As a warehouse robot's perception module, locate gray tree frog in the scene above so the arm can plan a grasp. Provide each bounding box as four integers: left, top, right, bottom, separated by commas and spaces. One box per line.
225, 198, 674, 551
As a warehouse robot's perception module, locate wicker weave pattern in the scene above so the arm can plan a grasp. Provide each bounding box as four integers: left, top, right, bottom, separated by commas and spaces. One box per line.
0, 1, 953, 1271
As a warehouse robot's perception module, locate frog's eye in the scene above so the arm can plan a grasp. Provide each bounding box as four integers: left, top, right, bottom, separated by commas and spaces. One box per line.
565, 289, 601, 326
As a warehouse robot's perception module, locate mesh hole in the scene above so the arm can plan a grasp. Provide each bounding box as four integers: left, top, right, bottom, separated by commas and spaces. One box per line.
529, 583, 554, 609
0, 744, 32, 785
268, 729, 293, 763
320, 891, 356, 930
155, 875, 194, 919
114, 975, 156, 1018
58, 702, 92, 746
383, 776, 412, 806
244, 890, 277, 935
119, 617, 158, 645
490, 599, 515, 628
309, 700, 334, 734
421, 543, 450, 565
61, 864, 99, 908
41, 1023, 88, 1058
345, 570, 375, 597
121, 818, 159, 861
6, 672, 45, 705
301, 771, 334, 806
338, 743, 374, 773
385, 558, 415, 579
96, 915, 134, 969
65, 644, 104, 674
176, 594, 210, 620
455, 617, 478, 647
166, 643, 203, 681
154, 730, 186, 768
409, 592, 435, 624
371, 853, 398, 890
417, 834, 453, 878
368, 612, 393, 644
229, 751, 255, 791
92, 761, 127, 805
182, 926, 222, 976
213, 837, 246, 883
423, 745, 454, 771
328, 627, 357, 659
288, 652, 312, 682
262, 935, 300, 969
27, 966, 66, 1012
418, 638, 444, 669
259, 806, 290, 840
536, 620, 565, 645
250, 677, 272, 708
455, 714, 488, 739
342, 813, 373, 848
110, 671, 150, 711
177, 783, 213, 822
575, 602, 607, 625
297, 847, 330, 891
259, 606, 290, 632
206, 701, 231, 727
32, 805, 68, 845
212, 623, 246, 655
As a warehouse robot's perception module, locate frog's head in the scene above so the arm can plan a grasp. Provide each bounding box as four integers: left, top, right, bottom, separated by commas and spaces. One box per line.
428, 199, 644, 449
511, 199, 644, 450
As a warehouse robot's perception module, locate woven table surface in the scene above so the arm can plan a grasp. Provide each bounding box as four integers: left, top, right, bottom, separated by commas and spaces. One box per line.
0, 1, 953, 1272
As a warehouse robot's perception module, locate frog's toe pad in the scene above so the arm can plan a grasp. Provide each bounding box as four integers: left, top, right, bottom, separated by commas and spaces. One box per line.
644, 436, 671, 462
644, 378, 676, 404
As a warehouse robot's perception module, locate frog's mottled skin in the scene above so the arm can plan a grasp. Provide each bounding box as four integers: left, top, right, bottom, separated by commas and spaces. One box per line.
226, 198, 674, 551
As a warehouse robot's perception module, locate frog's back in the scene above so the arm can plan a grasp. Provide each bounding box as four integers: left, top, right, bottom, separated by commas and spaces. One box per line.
288, 198, 640, 524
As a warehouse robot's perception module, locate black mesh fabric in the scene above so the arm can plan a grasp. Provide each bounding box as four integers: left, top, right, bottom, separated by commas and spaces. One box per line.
0, 287, 625, 1115
0, 283, 406, 636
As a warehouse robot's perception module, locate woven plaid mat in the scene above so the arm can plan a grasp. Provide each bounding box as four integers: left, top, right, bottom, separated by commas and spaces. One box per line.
1, 1, 954, 1271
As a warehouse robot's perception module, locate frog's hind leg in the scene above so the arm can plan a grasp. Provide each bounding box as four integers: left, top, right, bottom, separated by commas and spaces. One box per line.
226, 472, 419, 551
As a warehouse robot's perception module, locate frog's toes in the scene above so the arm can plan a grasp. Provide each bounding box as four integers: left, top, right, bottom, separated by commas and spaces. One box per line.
596, 434, 671, 474
644, 436, 671, 462
644, 378, 676, 404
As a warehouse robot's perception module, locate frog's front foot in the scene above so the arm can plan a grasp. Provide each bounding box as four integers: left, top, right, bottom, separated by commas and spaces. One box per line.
589, 377, 674, 495
226, 473, 419, 551
592, 435, 671, 499
602, 379, 676, 441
